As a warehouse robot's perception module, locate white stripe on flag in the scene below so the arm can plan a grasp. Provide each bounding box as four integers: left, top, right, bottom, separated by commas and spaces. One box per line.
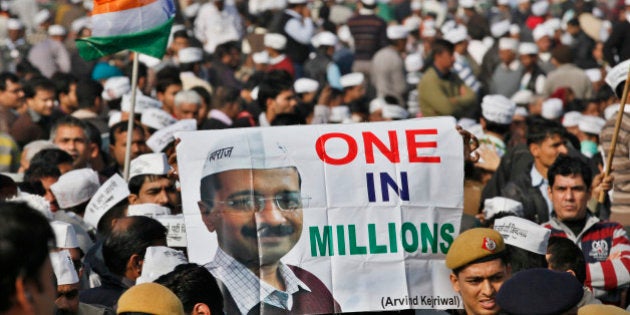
91, 0, 174, 37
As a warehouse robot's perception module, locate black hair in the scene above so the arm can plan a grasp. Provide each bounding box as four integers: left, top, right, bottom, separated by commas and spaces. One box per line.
191, 86, 212, 109
0, 72, 20, 91
596, 84, 616, 102
547, 236, 587, 284
432, 39, 455, 56
551, 45, 574, 64
212, 86, 240, 110
214, 41, 237, 59
50, 72, 78, 97
128, 174, 168, 195
483, 118, 511, 136
526, 117, 566, 146
50, 115, 92, 144
155, 263, 224, 315
30, 148, 73, 167
156, 74, 182, 92
271, 113, 305, 125
505, 244, 547, 274
23, 162, 61, 183
172, 29, 188, 40
76, 80, 104, 110
23, 76, 56, 99
257, 70, 293, 111
109, 120, 144, 146
567, 18, 580, 27
547, 154, 593, 189
96, 199, 129, 239
0, 202, 55, 311
102, 216, 167, 277
0, 174, 18, 200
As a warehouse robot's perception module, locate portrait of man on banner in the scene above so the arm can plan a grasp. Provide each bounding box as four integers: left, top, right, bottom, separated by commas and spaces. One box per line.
196, 132, 341, 314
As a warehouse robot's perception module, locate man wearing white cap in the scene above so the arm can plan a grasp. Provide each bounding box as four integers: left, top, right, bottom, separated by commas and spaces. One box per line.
304, 31, 342, 89
340, 72, 368, 122
518, 42, 546, 95
493, 215, 550, 273
478, 94, 517, 157
0, 18, 29, 73
197, 132, 340, 314
264, 33, 295, 78
27, 24, 70, 78
532, 25, 554, 73
490, 37, 523, 99
194, 0, 243, 54
446, 25, 481, 94
128, 153, 179, 212
28, 8, 52, 46
418, 39, 477, 119
346, 0, 388, 75
269, 0, 315, 77
371, 25, 408, 106
577, 115, 605, 158
178, 47, 214, 96
601, 60, 630, 226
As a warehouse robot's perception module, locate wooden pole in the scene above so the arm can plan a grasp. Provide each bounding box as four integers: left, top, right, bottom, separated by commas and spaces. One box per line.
599, 66, 630, 202
122, 53, 140, 181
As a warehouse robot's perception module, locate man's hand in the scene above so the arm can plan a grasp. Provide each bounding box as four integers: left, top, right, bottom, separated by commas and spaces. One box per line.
591, 170, 614, 200
475, 145, 501, 172
457, 125, 479, 163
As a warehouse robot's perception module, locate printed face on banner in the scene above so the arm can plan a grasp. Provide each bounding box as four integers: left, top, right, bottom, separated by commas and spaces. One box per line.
198, 168, 303, 268
178, 118, 465, 314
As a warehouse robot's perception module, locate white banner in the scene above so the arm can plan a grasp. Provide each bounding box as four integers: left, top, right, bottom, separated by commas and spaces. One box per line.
176, 117, 464, 314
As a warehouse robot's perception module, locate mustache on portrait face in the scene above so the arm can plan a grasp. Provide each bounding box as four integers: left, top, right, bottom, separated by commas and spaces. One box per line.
241, 223, 295, 238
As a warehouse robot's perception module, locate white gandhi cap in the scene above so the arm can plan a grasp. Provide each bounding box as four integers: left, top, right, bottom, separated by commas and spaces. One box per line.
178, 47, 203, 64
102, 76, 131, 101
541, 98, 564, 120
340, 72, 365, 88
483, 197, 524, 221
387, 25, 408, 40
85, 174, 130, 229
578, 115, 606, 135
136, 246, 188, 284
121, 92, 162, 114
129, 153, 171, 181
562, 111, 582, 127
146, 119, 197, 153
50, 220, 80, 249
50, 250, 79, 286
264, 33, 287, 50
127, 203, 172, 217
50, 168, 100, 209
48, 25, 66, 36
494, 216, 551, 255
141, 108, 177, 130
294, 78, 319, 94
201, 131, 297, 179
482, 94, 517, 124
605, 59, 630, 96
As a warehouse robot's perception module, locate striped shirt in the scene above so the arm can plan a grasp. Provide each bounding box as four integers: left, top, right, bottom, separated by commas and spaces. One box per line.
543, 214, 630, 298
600, 113, 630, 214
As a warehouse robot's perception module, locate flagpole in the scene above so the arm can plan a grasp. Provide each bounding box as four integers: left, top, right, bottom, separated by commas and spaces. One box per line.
123, 52, 140, 181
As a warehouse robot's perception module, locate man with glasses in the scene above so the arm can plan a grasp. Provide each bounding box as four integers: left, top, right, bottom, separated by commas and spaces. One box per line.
197, 132, 340, 315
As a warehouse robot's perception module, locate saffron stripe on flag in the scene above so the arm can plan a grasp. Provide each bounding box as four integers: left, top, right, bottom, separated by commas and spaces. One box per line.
92, 0, 157, 15
91, 0, 174, 37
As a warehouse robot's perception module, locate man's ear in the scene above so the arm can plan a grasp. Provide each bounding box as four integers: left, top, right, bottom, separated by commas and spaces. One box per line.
127, 254, 143, 278
89, 143, 99, 159
128, 194, 138, 205
449, 273, 460, 293
14, 277, 35, 314
192, 302, 212, 315
198, 201, 216, 232
529, 143, 540, 158
266, 97, 274, 113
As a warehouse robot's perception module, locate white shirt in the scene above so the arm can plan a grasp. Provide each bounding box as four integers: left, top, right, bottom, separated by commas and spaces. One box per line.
194, 1, 243, 53
283, 9, 315, 45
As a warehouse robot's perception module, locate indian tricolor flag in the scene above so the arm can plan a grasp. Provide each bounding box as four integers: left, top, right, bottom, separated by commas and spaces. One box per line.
76, 0, 176, 61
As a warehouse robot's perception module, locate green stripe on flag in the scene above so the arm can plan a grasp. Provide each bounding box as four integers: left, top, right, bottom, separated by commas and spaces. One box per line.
76, 17, 174, 61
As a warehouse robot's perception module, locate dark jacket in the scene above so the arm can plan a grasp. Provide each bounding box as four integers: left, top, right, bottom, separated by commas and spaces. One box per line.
502, 164, 550, 223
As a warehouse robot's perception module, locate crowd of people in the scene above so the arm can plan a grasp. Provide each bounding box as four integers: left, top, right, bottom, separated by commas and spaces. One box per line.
3, 0, 630, 314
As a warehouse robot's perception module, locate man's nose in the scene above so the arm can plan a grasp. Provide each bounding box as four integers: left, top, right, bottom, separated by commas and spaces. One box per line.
256, 199, 286, 225
558, 144, 568, 155
480, 279, 496, 296
156, 190, 169, 205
